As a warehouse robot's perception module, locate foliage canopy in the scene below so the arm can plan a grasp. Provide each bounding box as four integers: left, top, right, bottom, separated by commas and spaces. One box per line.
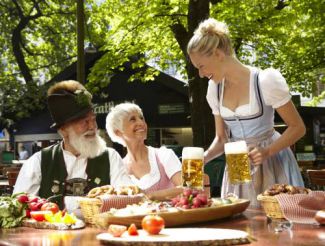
0, 0, 324, 146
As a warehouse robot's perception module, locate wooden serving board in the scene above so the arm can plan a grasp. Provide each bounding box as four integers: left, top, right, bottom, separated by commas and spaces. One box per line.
22, 219, 85, 230
97, 228, 250, 246
95, 199, 250, 228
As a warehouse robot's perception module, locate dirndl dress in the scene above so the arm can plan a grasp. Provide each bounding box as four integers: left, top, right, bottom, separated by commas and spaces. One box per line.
217, 70, 304, 207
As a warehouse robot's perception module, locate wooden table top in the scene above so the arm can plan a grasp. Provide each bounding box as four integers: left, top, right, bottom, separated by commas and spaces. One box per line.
0, 208, 324, 246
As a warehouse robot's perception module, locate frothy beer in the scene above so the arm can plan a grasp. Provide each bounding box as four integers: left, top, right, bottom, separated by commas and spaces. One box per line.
224, 141, 251, 184
182, 147, 204, 189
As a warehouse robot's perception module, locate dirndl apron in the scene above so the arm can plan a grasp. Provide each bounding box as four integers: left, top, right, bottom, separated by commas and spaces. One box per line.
217, 70, 304, 207
142, 151, 175, 193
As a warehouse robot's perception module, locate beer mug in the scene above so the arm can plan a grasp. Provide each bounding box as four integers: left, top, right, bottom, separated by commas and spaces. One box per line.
182, 147, 204, 189
224, 141, 252, 184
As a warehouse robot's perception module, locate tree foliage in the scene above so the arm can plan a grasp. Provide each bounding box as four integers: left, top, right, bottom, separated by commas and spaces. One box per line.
87, 0, 325, 146
0, 0, 324, 146
0, 0, 77, 128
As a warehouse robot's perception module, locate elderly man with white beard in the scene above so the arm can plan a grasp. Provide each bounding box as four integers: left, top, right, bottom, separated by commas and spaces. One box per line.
13, 80, 131, 208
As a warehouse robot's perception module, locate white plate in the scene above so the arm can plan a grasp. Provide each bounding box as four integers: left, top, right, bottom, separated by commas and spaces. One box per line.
97, 228, 249, 245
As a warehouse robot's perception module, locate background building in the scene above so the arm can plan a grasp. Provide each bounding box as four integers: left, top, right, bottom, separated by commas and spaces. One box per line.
7, 52, 325, 171
13, 52, 192, 157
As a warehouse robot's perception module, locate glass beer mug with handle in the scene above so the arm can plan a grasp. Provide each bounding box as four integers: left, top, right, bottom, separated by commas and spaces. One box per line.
224, 141, 252, 184
181, 147, 204, 189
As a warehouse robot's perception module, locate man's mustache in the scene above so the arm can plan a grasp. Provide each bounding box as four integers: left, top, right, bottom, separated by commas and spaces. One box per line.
82, 130, 98, 137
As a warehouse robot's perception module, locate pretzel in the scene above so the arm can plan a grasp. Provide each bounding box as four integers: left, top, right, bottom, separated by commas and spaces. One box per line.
87, 185, 142, 198
296, 186, 310, 194
285, 185, 298, 194
103, 185, 115, 195
115, 185, 141, 195
262, 184, 310, 196
129, 185, 141, 195
116, 186, 130, 195
87, 187, 102, 198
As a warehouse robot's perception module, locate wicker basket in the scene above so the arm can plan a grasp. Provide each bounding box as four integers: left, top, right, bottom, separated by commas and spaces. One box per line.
257, 194, 284, 219
79, 197, 103, 224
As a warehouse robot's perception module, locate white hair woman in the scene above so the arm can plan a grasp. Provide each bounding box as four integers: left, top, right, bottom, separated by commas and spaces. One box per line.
106, 102, 183, 200
187, 18, 305, 206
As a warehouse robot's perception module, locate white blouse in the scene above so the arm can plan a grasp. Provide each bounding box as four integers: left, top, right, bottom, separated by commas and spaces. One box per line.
206, 67, 292, 117
124, 146, 181, 190
13, 143, 132, 195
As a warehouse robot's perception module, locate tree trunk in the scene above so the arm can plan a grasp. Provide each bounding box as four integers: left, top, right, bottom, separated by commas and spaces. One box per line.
12, 21, 33, 83
186, 0, 214, 148
187, 62, 215, 148
11, 0, 43, 84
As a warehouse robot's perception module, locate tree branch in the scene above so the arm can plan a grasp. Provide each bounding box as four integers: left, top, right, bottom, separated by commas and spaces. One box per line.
11, 0, 44, 83
188, 0, 210, 35
275, 0, 291, 10
170, 21, 189, 58
6, 55, 77, 77
210, 0, 223, 5
233, 37, 243, 54
155, 13, 187, 18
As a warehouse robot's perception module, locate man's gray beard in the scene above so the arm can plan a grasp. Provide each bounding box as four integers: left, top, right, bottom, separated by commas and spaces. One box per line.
68, 130, 107, 158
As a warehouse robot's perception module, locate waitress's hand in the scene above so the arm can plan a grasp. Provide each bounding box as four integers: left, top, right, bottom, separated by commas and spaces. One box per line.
248, 147, 269, 165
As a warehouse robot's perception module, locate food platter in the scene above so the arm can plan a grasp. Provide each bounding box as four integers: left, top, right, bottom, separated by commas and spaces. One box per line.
97, 228, 250, 246
95, 199, 250, 228
22, 218, 85, 230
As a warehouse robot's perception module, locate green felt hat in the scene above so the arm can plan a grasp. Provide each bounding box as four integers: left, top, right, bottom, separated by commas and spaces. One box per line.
47, 89, 93, 129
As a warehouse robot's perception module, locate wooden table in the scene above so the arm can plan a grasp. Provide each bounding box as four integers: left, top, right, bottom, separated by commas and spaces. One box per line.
0, 179, 11, 196
0, 208, 324, 245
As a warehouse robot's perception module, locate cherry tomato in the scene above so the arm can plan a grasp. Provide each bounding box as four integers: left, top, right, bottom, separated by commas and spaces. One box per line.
108, 224, 127, 237
30, 211, 53, 222
128, 223, 139, 236
41, 202, 59, 214
141, 215, 165, 235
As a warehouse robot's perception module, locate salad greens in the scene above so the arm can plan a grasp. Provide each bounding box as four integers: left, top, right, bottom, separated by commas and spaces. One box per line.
0, 194, 26, 228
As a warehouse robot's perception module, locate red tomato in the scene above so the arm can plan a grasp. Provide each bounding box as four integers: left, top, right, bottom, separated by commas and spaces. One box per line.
127, 223, 139, 236
141, 215, 165, 235
108, 224, 127, 237
30, 211, 53, 222
41, 202, 59, 214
